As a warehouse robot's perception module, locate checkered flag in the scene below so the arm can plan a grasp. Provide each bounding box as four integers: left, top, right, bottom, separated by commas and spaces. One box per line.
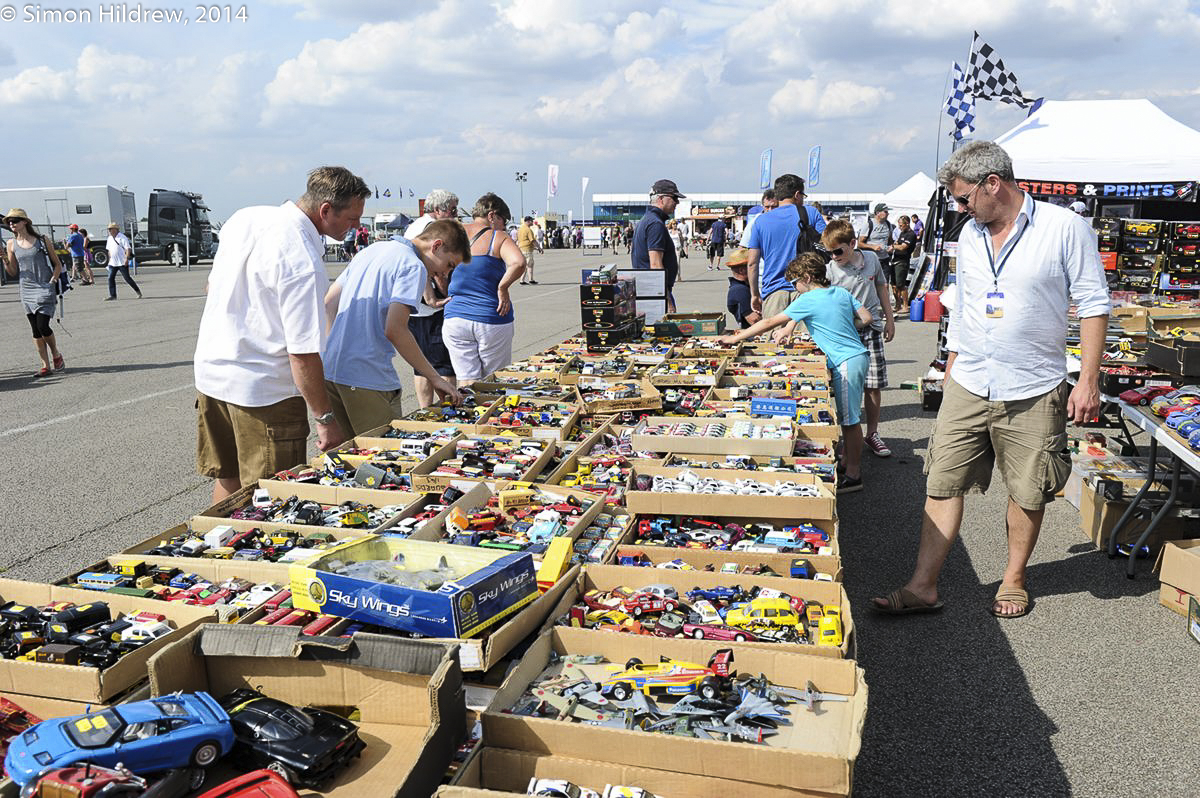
944, 61, 975, 140
967, 32, 1036, 107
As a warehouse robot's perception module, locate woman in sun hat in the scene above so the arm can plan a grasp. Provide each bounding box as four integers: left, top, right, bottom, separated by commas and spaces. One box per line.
3, 208, 66, 376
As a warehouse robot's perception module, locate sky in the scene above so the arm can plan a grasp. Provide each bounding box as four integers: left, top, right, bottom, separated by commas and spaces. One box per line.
3, 0, 1200, 224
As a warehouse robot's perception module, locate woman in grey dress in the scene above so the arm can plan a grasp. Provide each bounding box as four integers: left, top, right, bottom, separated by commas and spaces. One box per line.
4, 208, 65, 377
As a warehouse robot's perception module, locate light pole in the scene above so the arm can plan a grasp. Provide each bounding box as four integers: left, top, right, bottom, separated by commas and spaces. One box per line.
514, 171, 527, 218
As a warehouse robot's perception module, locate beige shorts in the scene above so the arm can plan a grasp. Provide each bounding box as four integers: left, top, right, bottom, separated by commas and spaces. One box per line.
924, 376, 1071, 511
520, 249, 535, 271
326, 381, 405, 438
196, 394, 308, 485
762, 288, 798, 319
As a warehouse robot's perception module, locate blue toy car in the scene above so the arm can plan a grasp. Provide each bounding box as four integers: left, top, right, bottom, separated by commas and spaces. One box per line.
685, 585, 743, 604
5, 692, 234, 787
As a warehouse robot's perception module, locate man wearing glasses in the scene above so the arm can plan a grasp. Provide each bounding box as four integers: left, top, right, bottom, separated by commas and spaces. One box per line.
873, 141, 1109, 620
747, 173, 827, 319
405, 189, 460, 408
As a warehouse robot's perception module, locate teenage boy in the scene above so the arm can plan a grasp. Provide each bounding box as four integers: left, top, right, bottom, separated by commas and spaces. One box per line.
725, 248, 759, 329
719, 252, 872, 493
821, 219, 895, 458
323, 219, 469, 436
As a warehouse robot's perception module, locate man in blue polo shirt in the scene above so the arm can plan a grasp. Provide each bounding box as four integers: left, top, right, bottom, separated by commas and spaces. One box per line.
747, 173, 826, 318
322, 220, 469, 435
632, 178, 684, 312
707, 216, 727, 269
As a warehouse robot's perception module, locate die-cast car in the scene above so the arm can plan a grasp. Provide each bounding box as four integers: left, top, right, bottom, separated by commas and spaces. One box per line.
526, 778, 600, 798
600, 649, 733, 701
1118, 385, 1176, 406
619, 593, 677, 617
195, 769, 301, 797
684, 585, 743, 604
682, 622, 758, 642
602, 787, 660, 798
724, 597, 802, 630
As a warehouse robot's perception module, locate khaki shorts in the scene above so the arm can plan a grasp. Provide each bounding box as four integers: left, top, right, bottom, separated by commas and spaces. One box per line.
520, 249, 535, 271
326, 381, 405, 438
196, 394, 309, 485
925, 376, 1071, 511
762, 288, 798, 319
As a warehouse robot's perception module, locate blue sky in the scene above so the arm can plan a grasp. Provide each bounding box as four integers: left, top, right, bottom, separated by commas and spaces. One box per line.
2, 0, 1200, 223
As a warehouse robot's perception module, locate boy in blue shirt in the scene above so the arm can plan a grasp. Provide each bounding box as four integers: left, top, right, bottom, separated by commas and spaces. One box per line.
719, 252, 871, 493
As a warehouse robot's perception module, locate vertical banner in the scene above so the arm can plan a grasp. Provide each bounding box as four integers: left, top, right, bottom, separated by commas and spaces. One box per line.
759, 148, 773, 190
808, 145, 821, 188
581, 176, 589, 226
547, 164, 560, 198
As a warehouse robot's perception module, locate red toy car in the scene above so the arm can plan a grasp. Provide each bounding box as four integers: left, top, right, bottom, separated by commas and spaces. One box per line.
682, 622, 759, 642
196, 769, 301, 798
620, 592, 678, 617
1118, 384, 1175, 406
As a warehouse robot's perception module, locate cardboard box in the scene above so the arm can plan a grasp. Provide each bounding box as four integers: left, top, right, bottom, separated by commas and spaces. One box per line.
147, 624, 464, 798
651, 312, 727, 338
410, 436, 556, 492
615, 544, 842, 582
475, 398, 583, 441
631, 416, 795, 456
559, 356, 634, 385
579, 279, 636, 308
351, 420, 474, 447
1079, 477, 1193, 550
619, 512, 839, 557
647, 359, 727, 387
574, 378, 662, 414
626, 466, 837, 522
197, 481, 423, 531
482, 627, 866, 795
0, 578, 214, 704
1156, 539, 1200, 617
289, 537, 539, 639
544, 565, 854, 659
1147, 338, 1200, 377
441, 746, 840, 798
580, 304, 637, 328
585, 323, 636, 353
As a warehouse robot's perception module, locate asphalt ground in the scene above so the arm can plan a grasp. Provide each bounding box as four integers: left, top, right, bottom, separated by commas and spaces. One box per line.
1, 248, 1196, 797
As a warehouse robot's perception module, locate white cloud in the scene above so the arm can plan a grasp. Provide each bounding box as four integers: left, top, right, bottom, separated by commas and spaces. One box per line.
611, 8, 684, 61
769, 78, 891, 120
0, 65, 71, 105
870, 126, 921, 152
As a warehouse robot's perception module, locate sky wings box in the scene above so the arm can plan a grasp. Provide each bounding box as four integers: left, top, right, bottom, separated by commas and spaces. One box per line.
289, 537, 539, 638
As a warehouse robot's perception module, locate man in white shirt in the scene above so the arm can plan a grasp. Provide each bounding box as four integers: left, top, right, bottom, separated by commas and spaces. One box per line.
873, 141, 1109, 620
103, 222, 141, 300
404, 189, 460, 408
193, 166, 371, 501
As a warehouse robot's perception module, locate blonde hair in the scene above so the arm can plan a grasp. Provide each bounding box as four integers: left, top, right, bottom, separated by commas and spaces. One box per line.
820, 219, 856, 249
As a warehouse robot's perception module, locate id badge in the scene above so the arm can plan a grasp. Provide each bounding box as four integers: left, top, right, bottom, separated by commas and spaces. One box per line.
986, 291, 1004, 318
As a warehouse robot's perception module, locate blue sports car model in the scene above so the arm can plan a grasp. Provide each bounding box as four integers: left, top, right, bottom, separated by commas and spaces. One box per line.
685, 585, 743, 604
5, 692, 233, 787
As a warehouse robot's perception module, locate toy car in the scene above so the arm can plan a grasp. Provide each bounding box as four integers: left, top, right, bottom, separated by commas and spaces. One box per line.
619, 593, 677, 617
724, 597, 801, 630
4, 693, 234, 787
526, 778, 600, 798
817, 614, 844, 646
20, 762, 206, 798
194, 769, 300, 797
682, 622, 758, 642
684, 585, 743, 604
1118, 384, 1176, 406
217, 689, 364, 788
602, 787, 660, 798
600, 649, 733, 701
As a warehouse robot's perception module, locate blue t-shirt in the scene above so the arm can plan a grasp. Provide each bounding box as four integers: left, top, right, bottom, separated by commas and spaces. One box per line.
783, 286, 867, 368
444, 230, 514, 326
67, 232, 85, 257
631, 207, 677, 286
746, 204, 827, 297
324, 238, 427, 391
710, 219, 727, 244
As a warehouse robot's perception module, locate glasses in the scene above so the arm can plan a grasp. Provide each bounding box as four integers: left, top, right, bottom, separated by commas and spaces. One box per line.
829, 246, 846, 257
953, 177, 987, 207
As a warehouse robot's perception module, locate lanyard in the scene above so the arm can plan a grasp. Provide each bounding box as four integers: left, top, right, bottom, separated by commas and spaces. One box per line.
982, 202, 1034, 287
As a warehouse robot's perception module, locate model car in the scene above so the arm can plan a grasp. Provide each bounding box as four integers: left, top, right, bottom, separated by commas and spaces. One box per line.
600, 649, 733, 701
602, 787, 660, 798
650, 610, 685, 637
682, 622, 758, 642
195, 769, 301, 798
619, 593, 676, 617
4, 693, 234, 787
724, 597, 801, 630
687, 599, 723, 625
217, 689, 364, 788
1118, 384, 1176, 406
19, 763, 205, 798
526, 777, 600, 798
817, 614, 844, 646
684, 585, 743, 604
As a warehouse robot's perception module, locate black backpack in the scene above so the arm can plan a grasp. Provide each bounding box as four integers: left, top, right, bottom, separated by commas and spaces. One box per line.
795, 208, 820, 256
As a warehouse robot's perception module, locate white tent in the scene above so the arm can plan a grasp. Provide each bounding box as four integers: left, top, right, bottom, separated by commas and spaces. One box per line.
995, 99, 1200, 182
881, 172, 936, 218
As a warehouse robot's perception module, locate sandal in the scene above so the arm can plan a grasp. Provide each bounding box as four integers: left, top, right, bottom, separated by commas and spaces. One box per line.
873, 587, 944, 615
52, 354, 64, 370
35, 367, 51, 377
992, 586, 1030, 619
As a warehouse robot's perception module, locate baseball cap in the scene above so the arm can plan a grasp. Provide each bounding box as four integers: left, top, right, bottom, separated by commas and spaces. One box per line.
651, 179, 686, 199
524, 216, 533, 223
69, 223, 79, 230
873, 203, 890, 213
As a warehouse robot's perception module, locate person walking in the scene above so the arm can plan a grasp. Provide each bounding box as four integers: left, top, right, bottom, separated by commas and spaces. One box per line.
4, 208, 66, 377
516, 216, 542, 285
707, 217, 727, 270
890, 215, 918, 312
632, 179, 684, 313
323, 220, 468, 435
746, 173, 827, 319
66, 223, 93, 285
442, 193, 526, 386
872, 141, 1110, 619
104, 222, 141, 300
858, 203, 895, 282
404, 189, 460, 409
194, 165, 370, 502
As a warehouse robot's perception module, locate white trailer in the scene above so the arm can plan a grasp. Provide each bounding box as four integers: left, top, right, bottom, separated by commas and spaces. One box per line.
0, 185, 137, 265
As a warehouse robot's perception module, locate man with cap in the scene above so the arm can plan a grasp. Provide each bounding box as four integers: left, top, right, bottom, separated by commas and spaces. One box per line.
725, 248, 759, 329
66, 224, 93, 285
104, 222, 141, 300
858, 203, 896, 279
632, 179, 684, 312
516, 215, 542, 285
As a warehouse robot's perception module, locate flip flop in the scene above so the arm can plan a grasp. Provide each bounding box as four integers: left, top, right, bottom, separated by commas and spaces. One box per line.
992, 587, 1030, 619
35, 367, 50, 378
52, 354, 64, 370
873, 587, 944, 615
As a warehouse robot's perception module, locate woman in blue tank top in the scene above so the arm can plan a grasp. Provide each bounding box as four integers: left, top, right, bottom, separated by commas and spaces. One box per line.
443, 193, 526, 384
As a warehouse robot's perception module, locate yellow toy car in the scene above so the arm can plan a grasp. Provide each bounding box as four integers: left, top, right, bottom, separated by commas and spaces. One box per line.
724, 597, 801, 629
817, 614, 843, 646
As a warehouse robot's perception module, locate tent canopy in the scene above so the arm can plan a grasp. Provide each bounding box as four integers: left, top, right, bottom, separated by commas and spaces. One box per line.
995, 99, 1200, 182
881, 171, 936, 217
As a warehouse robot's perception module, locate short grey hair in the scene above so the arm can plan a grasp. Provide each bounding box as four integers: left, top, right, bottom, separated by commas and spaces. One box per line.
937, 141, 1015, 187
425, 189, 459, 214
299, 166, 371, 212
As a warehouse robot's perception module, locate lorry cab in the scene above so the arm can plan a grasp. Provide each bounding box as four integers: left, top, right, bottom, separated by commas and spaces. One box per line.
147, 189, 214, 265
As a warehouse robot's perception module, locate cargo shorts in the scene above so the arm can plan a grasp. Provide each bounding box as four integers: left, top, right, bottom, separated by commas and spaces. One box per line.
325, 380, 405, 438
924, 376, 1072, 511
196, 393, 309, 486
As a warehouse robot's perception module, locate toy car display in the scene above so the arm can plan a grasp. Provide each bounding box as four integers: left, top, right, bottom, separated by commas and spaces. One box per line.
217, 688, 365, 788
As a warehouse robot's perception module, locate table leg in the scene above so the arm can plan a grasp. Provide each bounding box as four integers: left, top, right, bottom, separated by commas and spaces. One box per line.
1125, 457, 1182, 579
1107, 437, 1158, 558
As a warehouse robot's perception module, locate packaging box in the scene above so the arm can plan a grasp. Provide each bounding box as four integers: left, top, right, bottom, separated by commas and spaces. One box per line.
1170, 221, 1200, 240
1147, 338, 1200, 377
647, 360, 729, 388
580, 303, 636, 328
0, 578, 214, 704
289, 537, 539, 638
409, 436, 556, 492
544, 565, 854, 659
585, 322, 636, 353
1120, 219, 1163, 238
354, 419, 477, 446
579, 279, 636, 308
574, 378, 662, 414
1079, 477, 1193, 550
559, 356, 634, 385
626, 466, 837, 522
614, 543, 842, 582
482, 627, 866, 795
651, 312, 727, 338
631, 416, 795, 456
1156, 539, 1200, 617
1100, 252, 1119, 271
475, 398, 582, 442
1121, 236, 1161, 255
620, 512, 839, 557
441, 746, 839, 798
196, 481, 422, 531
147, 624, 464, 798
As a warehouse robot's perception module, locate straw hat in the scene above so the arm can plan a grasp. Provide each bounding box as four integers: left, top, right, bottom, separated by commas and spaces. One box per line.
107, 221, 120, 230
3, 208, 32, 225
726, 248, 750, 268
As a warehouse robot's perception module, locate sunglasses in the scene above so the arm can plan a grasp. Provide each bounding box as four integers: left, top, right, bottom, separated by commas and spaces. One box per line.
953, 177, 987, 207
827, 246, 847, 257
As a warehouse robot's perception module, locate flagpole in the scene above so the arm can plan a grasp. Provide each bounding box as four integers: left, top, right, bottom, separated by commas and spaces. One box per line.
955, 32, 976, 153
935, 61, 953, 176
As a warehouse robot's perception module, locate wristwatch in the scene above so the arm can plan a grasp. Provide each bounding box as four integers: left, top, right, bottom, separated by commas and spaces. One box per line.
314, 411, 336, 425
